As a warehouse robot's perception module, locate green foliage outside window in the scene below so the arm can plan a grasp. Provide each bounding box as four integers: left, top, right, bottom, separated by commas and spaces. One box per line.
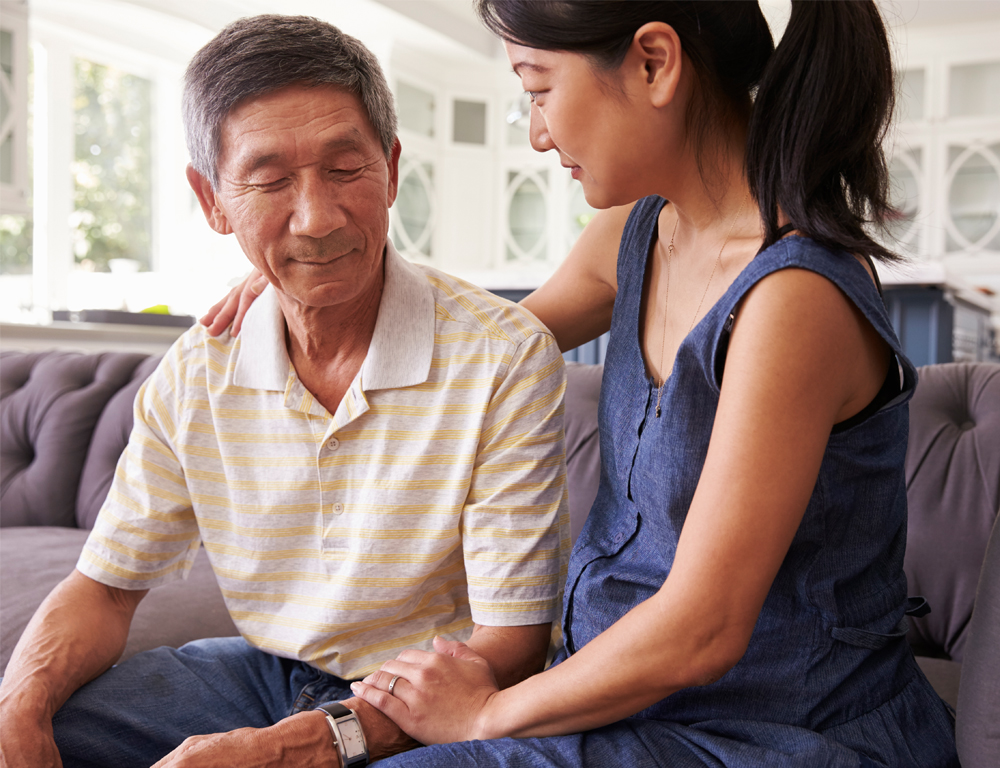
72, 59, 152, 272
0, 214, 31, 274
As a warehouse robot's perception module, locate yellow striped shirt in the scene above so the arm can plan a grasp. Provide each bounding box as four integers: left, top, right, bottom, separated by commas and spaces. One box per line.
79, 243, 569, 679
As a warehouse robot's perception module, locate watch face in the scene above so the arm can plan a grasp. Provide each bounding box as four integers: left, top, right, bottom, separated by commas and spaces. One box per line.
339, 718, 365, 759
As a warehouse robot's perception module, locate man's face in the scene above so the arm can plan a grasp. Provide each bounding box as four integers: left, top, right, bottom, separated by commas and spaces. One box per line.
190, 84, 401, 310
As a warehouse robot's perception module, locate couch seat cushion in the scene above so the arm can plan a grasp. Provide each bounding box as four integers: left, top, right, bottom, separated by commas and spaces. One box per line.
1, 527, 237, 674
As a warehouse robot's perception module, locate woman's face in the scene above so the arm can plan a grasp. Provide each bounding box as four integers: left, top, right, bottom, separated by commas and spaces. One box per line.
504, 41, 672, 209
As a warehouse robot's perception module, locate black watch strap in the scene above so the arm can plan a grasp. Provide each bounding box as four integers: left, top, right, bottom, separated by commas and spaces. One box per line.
318, 702, 353, 719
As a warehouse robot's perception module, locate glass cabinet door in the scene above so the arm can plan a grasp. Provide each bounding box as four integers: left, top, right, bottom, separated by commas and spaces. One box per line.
392, 157, 434, 259
506, 170, 548, 262
887, 148, 923, 252
946, 142, 1000, 252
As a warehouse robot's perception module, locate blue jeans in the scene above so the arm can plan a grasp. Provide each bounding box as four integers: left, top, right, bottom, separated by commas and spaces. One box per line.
52, 637, 352, 768
45, 638, 923, 768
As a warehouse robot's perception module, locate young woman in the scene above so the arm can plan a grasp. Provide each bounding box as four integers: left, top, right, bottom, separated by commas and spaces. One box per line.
204, 2, 958, 765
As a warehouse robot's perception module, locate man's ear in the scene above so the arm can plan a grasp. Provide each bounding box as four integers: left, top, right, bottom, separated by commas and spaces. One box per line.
186, 164, 233, 235
631, 22, 683, 109
385, 137, 402, 209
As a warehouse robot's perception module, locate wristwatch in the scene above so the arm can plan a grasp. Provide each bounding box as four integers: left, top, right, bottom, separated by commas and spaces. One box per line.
317, 702, 369, 767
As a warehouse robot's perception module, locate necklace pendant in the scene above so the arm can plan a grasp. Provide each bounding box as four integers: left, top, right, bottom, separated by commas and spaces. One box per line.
655, 405, 661, 418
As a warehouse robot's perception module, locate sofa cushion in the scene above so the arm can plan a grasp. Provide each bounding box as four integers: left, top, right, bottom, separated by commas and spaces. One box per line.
904, 363, 1000, 662
956, 512, 1000, 767
77, 355, 161, 529
0, 527, 238, 675
0, 351, 150, 528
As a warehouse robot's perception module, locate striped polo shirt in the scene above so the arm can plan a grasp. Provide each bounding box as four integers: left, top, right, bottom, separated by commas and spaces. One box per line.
78, 242, 569, 679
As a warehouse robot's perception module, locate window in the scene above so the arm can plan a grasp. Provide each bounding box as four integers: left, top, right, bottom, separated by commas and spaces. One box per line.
71, 58, 152, 274
452, 99, 486, 145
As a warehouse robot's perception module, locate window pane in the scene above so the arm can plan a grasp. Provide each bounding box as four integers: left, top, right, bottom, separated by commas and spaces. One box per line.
392, 159, 433, 258
397, 81, 435, 138
505, 94, 530, 147
568, 181, 597, 245
949, 61, 1000, 118
453, 99, 486, 145
887, 148, 922, 249
506, 170, 547, 261
1, 29, 14, 185
946, 143, 1000, 251
72, 58, 152, 273
897, 68, 925, 123
0, 214, 33, 320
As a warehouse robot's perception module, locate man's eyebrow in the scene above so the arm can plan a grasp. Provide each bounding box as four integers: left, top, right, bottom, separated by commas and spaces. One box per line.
242, 131, 369, 175
511, 61, 550, 77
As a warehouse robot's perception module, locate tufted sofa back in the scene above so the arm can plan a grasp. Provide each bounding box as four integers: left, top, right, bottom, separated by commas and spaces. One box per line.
2, 351, 998, 661
903, 363, 1000, 663
0, 351, 161, 530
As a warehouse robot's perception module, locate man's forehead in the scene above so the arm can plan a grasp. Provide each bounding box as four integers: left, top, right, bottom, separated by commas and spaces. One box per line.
218, 84, 378, 167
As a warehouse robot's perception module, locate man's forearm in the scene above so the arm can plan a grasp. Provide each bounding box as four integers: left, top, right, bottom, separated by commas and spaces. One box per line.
466, 623, 551, 689
1, 569, 145, 730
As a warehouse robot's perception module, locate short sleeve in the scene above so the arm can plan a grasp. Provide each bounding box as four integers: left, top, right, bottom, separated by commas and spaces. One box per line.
461, 330, 570, 626
77, 338, 201, 589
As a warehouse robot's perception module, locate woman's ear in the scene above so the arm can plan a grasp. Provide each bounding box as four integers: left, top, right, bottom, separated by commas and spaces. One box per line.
631, 22, 683, 108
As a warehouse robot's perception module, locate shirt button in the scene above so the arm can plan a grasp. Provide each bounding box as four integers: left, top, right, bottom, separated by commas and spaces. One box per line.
332, 503, 344, 515
614, 533, 623, 543
327, 437, 340, 451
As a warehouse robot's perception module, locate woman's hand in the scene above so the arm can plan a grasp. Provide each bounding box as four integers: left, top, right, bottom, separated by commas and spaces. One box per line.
199, 269, 267, 337
350, 637, 500, 745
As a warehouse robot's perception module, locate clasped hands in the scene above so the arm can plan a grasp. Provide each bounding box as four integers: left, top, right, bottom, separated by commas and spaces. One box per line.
350, 636, 502, 746
148, 637, 495, 768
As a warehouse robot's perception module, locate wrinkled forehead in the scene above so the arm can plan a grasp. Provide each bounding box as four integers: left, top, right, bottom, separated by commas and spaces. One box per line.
217, 84, 380, 172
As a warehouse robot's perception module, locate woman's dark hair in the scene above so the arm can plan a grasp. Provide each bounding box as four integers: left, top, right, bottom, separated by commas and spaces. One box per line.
476, 0, 900, 263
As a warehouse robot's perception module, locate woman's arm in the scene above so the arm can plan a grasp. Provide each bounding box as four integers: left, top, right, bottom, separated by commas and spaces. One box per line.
518, 204, 628, 351
199, 205, 630, 344
351, 266, 891, 743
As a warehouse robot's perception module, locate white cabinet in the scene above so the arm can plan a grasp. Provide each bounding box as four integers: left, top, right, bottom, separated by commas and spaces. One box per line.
890, 20, 1000, 297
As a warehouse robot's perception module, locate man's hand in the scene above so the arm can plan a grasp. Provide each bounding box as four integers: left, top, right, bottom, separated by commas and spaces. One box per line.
151, 711, 337, 768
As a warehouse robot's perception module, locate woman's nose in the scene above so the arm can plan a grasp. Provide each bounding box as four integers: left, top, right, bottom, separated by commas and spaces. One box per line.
528, 102, 554, 153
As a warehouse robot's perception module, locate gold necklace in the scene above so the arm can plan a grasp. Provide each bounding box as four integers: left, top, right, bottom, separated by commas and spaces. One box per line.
654, 192, 748, 418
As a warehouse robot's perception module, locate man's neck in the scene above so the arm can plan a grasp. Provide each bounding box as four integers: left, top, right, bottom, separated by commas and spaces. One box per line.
276, 264, 385, 415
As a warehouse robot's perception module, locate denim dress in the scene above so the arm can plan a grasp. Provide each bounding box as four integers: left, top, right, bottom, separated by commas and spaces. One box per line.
383, 196, 960, 767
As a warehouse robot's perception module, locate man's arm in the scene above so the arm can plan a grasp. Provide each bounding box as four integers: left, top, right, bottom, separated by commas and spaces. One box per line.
0, 570, 147, 768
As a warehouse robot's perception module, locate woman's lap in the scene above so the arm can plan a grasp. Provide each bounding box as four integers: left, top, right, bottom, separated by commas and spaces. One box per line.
378, 717, 868, 768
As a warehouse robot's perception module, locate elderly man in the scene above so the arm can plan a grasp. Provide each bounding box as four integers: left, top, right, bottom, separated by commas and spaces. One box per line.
0, 15, 567, 768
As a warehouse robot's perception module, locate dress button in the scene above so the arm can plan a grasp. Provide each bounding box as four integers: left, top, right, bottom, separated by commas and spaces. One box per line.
327, 437, 340, 451
332, 503, 344, 514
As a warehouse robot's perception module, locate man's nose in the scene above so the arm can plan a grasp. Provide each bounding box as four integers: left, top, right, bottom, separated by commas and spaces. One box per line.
288, 174, 347, 239
528, 101, 554, 153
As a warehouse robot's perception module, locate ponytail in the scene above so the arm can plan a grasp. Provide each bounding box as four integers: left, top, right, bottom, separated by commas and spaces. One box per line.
747, 1, 898, 262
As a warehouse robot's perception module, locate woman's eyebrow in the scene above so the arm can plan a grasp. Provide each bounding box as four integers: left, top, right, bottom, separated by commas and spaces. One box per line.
511, 61, 550, 76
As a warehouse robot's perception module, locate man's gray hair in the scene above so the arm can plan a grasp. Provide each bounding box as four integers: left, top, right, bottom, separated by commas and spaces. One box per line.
183, 14, 397, 189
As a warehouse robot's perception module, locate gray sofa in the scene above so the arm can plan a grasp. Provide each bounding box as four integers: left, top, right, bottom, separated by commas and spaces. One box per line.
1, 352, 997, 765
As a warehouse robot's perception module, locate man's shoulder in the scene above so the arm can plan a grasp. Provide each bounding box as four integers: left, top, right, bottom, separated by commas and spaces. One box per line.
155, 322, 240, 379
414, 263, 552, 347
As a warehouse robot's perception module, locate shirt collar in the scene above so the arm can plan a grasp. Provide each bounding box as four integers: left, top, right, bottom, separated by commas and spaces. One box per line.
233, 240, 435, 393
